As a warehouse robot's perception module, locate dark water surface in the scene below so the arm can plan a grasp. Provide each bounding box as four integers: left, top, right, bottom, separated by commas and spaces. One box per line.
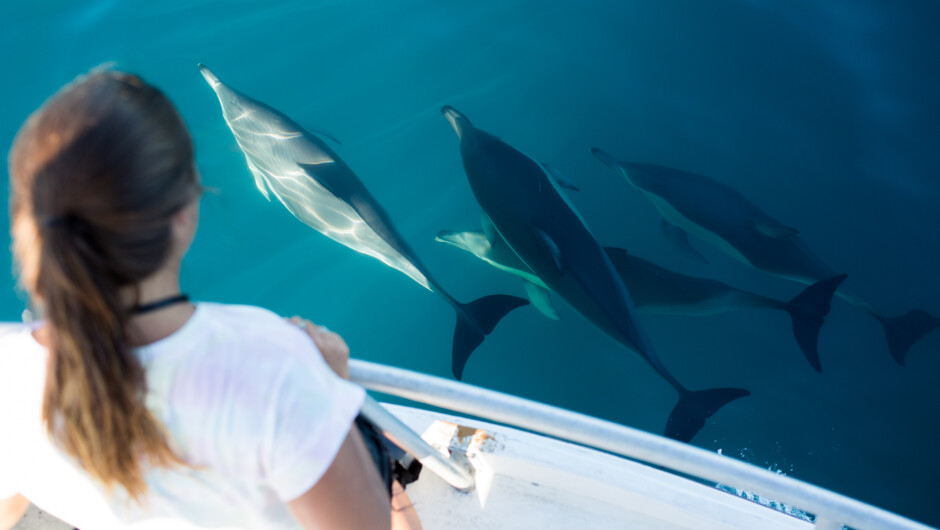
2, 1, 939, 526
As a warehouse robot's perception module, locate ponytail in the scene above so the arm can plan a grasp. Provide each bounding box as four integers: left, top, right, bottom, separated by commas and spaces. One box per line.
8, 70, 197, 500
39, 216, 180, 500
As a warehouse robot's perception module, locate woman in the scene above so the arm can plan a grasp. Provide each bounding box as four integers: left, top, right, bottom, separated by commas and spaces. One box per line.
0, 70, 417, 529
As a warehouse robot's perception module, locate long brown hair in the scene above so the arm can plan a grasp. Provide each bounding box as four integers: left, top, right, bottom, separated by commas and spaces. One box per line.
8, 70, 200, 500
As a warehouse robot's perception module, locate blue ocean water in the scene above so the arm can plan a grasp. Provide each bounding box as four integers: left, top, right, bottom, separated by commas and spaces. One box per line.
1, 0, 938, 526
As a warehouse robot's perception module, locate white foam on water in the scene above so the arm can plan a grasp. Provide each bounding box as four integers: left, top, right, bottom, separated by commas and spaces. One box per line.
714, 447, 816, 523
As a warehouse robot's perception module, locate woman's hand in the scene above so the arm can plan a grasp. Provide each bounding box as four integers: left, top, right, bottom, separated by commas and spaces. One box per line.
288, 317, 350, 379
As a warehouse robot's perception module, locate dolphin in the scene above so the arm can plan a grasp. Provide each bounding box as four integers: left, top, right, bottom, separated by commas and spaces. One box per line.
591, 148, 940, 366
199, 65, 528, 378
442, 106, 749, 442
436, 229, 846, 371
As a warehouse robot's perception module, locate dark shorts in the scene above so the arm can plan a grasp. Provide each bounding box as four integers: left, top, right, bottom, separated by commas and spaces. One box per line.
354, 415, 394, 495
354, 414, 422, 496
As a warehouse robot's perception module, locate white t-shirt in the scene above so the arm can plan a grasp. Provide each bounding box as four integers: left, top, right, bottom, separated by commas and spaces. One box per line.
0, 303, 365, 529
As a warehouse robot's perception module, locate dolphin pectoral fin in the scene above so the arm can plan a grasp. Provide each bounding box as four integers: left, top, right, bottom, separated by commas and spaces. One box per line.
661, 218, 708, 264
247, 160, 272, 201
255, 174, 272, 201
435, 230, 471, 251
602, 246, 629, 260
665, 387, 750, 443
535, 228, 564, 273
435, 230, 490, 257
541, 163, 580, 192
752, 217, 798, 239
523, 280, 560, 320
784, 274, 847, 372
590, 147, 620, 171
481, 213, 499, 247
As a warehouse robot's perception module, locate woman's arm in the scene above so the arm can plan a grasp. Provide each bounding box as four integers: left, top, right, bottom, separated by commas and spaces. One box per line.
286, 427, 391, 530
0, 494, 29, 530
285, 316, 394, 528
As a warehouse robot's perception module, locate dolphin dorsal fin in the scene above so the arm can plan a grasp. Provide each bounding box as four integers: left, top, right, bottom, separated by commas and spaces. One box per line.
522, 280, 560, 320
247, 159, 272, 201
540, 163, 580, 192
302, 123, 343, 146
752, 217, 798, 239
535, 228, 564, 273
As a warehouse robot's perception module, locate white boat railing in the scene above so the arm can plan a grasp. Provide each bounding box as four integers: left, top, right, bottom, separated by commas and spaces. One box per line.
350, 359, 934, 530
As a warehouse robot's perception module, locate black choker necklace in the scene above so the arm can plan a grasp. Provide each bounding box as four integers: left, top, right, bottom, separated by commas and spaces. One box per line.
131, 294, 190, 315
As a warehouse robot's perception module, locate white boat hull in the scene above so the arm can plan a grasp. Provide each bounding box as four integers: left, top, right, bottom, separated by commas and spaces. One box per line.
389, 404, 809, 530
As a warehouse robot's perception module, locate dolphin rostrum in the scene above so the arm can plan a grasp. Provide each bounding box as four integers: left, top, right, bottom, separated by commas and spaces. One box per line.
199, 65, 528, 378
591, 148, 940, 366
436, 229, 845, 371
443, 106, 749, 442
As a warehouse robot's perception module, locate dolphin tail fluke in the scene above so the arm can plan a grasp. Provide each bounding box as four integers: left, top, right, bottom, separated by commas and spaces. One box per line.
783, 274, 847, 372
451, 295, 530, 380
665, 388, 750, 443
880, 309, 940, 366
